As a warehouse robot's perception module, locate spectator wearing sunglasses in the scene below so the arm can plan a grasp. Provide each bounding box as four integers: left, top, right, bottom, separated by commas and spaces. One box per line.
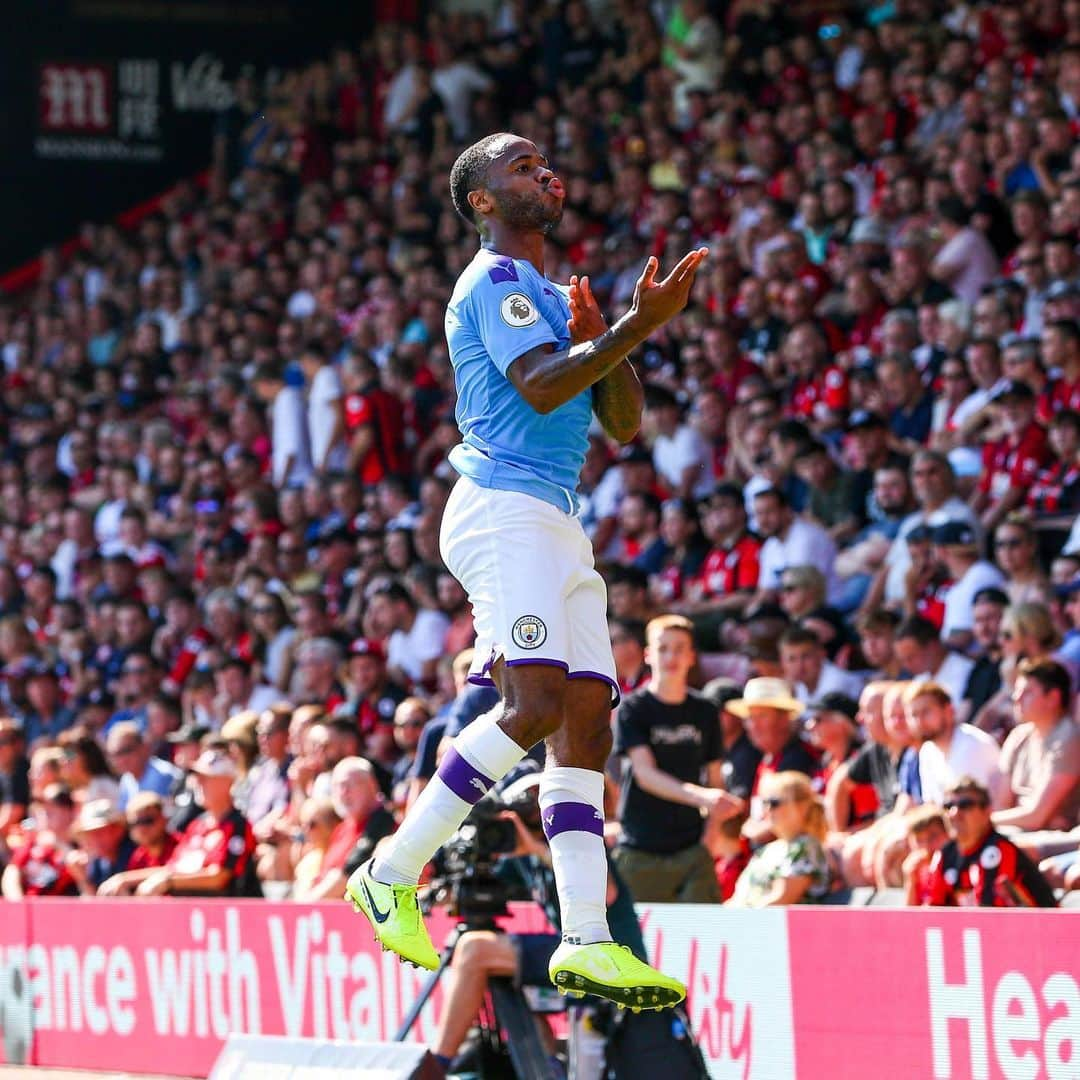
96, 792, 178, 895
66, 800, 134, 896
727, 771, 831, 907
993, 517, 1054, 609
922, 776, 1057, 908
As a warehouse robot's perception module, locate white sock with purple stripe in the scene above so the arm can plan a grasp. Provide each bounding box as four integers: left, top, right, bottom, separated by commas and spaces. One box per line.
540, 767, 612, 946
371, 709, 525, 886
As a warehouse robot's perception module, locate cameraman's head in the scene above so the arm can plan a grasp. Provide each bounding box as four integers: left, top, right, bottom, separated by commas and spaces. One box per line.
330, 756, 380, 823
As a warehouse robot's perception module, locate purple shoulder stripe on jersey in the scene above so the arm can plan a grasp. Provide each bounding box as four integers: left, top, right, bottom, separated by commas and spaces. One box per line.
568, 669, 621, 707
438, 747, 496, 805
541, 801, 605, 840
487, 256, 519, 284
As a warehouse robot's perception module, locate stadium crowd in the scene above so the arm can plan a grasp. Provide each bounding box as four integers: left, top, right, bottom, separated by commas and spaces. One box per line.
2, 0, 1080, 911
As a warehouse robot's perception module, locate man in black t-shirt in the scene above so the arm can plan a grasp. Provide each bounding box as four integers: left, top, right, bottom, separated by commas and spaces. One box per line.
613, 616, 742, 903
832, 682, 905, 825
0, 719, 30, 845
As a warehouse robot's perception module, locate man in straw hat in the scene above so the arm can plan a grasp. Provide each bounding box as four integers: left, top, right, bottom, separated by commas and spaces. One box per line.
66, 799, 133, 896
727, 676, 818, 845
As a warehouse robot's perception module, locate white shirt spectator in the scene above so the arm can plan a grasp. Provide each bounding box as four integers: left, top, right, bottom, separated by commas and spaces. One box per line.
286, 290, 318, 320
942, 560, 1007, 642
271, 384, 312, 488
263, 626, 296, 688
907, 651, 977, 722
432, 60, 493, 140
884, 498, 982, 602
388, 609, 451, 684
920, 722, 1007, 809
795, 661, 867, 704
652, 425, 713, 498
933, 651, 977, 713
759, 517, 841, 604
384, 63, 421, 134
949, 378, 1010, 431
590, 466, 626, 525
931, 226, 1000, 305
1064, 514, 1080, 557
117, 756, 183, 811
308, 364, 346, 473
94, 498, 127, 545
51, 538, 80, 599
236, 684, 281, 719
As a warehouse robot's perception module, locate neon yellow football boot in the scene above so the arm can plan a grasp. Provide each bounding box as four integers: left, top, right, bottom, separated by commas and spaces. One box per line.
345, 859, 439, 971
549, 940, 687, 1011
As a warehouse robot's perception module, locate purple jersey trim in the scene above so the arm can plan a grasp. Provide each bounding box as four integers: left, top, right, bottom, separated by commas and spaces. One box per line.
466, 657, 615, 704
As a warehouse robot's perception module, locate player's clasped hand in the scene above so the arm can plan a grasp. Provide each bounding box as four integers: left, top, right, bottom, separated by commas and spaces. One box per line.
630, 247, 709, 333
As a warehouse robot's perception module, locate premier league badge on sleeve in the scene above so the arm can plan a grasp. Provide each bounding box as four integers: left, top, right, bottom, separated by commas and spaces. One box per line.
512, 615, 547, 649
500, 293, 540, 328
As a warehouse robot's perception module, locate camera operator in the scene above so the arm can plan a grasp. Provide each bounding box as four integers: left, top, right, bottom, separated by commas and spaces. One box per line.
428, 768, 647, 1078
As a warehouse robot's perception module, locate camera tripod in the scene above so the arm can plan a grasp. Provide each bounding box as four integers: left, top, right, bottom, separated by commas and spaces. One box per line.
395, 919, 562, 1080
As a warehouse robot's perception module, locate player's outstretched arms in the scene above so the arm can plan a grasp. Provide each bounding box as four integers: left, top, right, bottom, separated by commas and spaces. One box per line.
508, 248, 707, 415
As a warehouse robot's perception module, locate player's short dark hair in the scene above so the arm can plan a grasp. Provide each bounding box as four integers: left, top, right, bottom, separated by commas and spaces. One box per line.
450, 133, 511, 226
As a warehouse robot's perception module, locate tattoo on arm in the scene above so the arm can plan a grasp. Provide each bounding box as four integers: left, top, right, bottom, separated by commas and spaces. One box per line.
592, 360, 643, 443
509, 315, 648, 414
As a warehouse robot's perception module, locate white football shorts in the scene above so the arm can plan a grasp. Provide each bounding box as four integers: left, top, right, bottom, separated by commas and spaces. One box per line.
440, 476, 619, 703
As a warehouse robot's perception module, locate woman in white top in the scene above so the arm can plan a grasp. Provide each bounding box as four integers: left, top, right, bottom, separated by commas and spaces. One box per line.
993, 517, 1055, 609
249, 591, 296, 691
59, 727, 121, 806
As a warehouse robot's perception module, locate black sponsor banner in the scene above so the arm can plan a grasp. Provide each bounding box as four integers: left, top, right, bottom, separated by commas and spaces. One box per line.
1, 0, 373, 272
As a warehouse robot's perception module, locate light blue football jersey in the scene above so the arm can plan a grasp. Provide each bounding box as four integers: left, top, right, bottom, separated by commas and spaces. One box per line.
445, 249, 593, 514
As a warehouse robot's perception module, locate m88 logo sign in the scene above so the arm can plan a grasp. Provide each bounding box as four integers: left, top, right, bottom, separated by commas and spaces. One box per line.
39, 63, 113, 132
